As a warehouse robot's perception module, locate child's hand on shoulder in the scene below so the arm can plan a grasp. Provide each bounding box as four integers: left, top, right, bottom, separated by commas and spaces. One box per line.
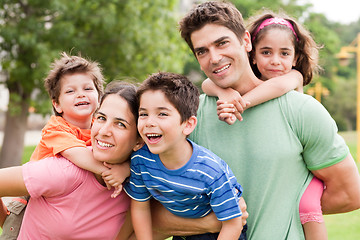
216, 88, 250, 125
110, 185, 123, 198
216, 100, 237, 125
102, 161, 130, 197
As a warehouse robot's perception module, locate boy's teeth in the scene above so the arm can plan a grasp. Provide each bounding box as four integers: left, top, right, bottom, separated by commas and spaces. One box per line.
147, 134, 161, 137
76, 102, 89, 106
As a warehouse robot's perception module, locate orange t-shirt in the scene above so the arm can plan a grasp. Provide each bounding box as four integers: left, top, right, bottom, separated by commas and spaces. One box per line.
30, 116, 92, 161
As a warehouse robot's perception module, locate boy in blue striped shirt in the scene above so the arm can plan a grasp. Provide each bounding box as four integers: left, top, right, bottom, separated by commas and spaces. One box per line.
124, 72, 246, 240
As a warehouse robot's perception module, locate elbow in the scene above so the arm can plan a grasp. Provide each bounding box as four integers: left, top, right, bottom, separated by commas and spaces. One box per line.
351, 191, 360, 211
263, 81, 289, 95
322, 186, 360, 214
340, 189, 360, 213
276, 85, 290, 95
348, 177, 360, 211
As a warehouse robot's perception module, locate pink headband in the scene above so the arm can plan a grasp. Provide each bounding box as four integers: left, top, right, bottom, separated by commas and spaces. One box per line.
252, 17, 298, 41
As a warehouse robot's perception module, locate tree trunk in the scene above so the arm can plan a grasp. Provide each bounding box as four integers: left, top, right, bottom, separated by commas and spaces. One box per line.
0, 100, 29, 167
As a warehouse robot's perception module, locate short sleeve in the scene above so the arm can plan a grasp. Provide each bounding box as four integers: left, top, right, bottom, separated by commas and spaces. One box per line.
42, 127, 88, 155
209, 161, 242, 221
287, 94, 349, 170
123, 151, 152, 201
22, 157, 84, 198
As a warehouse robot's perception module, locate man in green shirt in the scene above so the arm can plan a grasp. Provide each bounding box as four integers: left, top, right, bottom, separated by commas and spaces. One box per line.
151, 1, 360, 239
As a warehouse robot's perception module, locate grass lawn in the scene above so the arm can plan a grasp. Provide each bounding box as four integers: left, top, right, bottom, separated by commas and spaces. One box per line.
3, 132, 360, 239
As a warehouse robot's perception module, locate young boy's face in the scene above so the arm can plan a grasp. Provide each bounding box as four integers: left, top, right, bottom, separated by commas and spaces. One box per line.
53, 73, 99, 127
138, 90, 188, 156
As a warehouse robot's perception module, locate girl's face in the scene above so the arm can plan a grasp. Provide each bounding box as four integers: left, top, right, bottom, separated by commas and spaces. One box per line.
253, 28, 297, 80
91, 94, 140, 164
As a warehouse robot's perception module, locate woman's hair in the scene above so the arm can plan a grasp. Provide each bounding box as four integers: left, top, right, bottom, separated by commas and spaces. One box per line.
247, 10, 320, 85
45, 52, 105, 116
100, 80, 139, 121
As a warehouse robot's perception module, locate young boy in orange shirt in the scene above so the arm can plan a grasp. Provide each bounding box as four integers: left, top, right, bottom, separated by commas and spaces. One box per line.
0, 53, 127, 239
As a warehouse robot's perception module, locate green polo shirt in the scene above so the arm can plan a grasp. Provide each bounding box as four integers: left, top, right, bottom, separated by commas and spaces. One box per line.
190, 91, 348, 240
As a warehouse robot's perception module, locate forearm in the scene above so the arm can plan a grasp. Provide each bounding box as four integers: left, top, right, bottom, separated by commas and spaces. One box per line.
0, 166, 29, 197
217, 217, 243, 240
132, 200, 153, 240
243, 70, 303, 108
313, 154, 360, 214
61, 147, 108, 175
202, 78, 225, 97
151, 200, 221, 236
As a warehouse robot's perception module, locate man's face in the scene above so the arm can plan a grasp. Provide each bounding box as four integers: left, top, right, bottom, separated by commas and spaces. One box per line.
191, 24, 252, 89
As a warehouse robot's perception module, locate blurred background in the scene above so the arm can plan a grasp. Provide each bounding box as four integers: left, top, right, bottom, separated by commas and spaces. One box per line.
0, 0, 359, 165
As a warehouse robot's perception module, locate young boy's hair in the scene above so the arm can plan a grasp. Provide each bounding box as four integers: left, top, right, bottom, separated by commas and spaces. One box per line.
137, 72, 199, 123
44, 52, 105, 116
179, 1, 246, 55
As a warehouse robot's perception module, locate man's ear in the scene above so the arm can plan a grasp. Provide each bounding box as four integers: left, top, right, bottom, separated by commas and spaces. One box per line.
243, 31, 252, 53
52, 99, 63, 115
133, 137, 145, 151
182, 116, 197, 136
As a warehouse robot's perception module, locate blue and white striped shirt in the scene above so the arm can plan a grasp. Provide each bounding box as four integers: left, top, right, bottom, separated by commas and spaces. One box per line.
124, 140, 243, 221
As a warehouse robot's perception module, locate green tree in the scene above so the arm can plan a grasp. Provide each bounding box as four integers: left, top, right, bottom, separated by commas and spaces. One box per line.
0, 0, 188, 167
47, 0, 189, 81
232, 0, 308, 20
230, 0, 357, 131
322, 77, 357, 131
312, 17, 359, 131
0, 0, 60, 167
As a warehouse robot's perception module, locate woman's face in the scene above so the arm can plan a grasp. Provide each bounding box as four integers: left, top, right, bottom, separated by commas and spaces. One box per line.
91, 94, 139, 164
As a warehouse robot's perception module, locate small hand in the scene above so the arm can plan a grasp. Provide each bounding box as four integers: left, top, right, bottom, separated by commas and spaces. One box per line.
239, 197, 248, 227
102, 161, 130, 190
217, 100, 239, 125
111, 185, 123, 198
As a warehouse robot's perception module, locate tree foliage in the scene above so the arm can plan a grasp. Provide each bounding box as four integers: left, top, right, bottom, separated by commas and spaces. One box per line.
0, 0, 61, 167
322, 77, 357, 130
228, 0, 359, 131
1, 0, 360, 167
46, 0, 189, 81
319, 18, 360, 131
0, 0, 188, 166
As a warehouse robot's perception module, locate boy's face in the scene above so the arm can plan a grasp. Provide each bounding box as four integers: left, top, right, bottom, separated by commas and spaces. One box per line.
138, 90, 188, 156
53, 73, 99, 127
190, 24, 252, 90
